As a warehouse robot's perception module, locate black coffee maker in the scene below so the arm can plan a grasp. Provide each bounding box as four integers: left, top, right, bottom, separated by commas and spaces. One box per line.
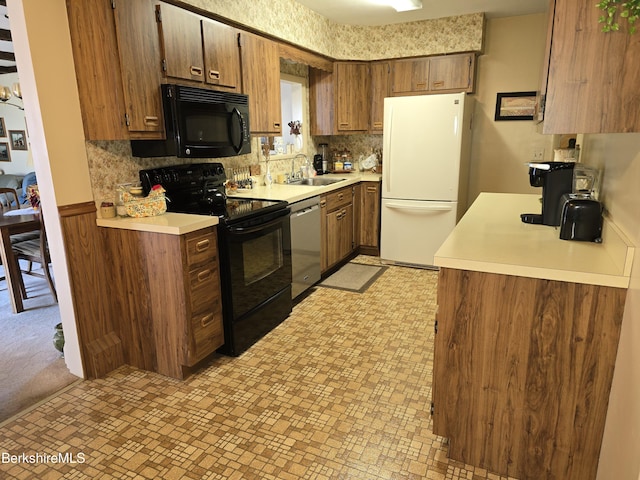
521, 161, 575, 226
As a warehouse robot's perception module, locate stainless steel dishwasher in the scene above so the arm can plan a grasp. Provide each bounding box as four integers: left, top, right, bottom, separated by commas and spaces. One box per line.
290, 196, 321, 299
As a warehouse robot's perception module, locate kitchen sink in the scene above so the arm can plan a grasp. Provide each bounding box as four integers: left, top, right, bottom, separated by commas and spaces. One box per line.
289, 177, 346, 187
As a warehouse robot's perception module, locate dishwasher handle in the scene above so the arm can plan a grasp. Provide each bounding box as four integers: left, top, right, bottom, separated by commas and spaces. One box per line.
293, 204, 319, 217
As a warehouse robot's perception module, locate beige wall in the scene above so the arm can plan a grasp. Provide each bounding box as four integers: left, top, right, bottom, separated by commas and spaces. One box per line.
8, 0, 91, 377
467, 14, 554, 203
580, 134, 640, 480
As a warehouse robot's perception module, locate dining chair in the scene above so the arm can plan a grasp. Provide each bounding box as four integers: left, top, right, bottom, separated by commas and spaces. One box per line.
11, 212, 57, 302
0, 187, 20, 211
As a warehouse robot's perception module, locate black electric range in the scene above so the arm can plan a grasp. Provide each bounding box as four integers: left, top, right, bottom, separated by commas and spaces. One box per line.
139, 163, 292, 356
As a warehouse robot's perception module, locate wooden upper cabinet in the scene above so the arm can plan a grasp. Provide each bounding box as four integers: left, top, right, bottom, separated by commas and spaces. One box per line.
309, 67, 334, 136
156, 3, 204, 82
391, 54, 475, 96
112, 0, 164, 139
369, 61, 390, 133
239, 32, 282, 135
335, 62, 370, 133
66, 0, 128, 140
202, 20, 242, 91
542, 0, 640, 133
428, 53, 474, 92
391, 57, 430, 95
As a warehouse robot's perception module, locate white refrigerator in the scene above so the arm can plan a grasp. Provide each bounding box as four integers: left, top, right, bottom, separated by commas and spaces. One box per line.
380, 92, 473, 267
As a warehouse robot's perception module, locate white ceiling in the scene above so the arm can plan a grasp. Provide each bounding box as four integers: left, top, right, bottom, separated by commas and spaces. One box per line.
294, 0, 548, 26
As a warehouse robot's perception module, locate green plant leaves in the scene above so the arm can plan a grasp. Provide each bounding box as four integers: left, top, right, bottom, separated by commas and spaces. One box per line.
596, 0, 640, 33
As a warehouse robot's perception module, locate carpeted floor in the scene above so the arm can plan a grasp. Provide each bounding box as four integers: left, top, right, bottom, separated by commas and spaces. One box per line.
0, 263, 79, 423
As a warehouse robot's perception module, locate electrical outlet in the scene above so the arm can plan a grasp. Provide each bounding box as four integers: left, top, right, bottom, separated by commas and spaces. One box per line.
532, 149, 544, 161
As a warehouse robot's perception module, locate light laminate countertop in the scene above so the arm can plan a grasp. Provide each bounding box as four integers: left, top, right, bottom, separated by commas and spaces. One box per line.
434, 192, 634, 288
96, 173, 380, 234
97, 212, 219, 235
227, 172, 381, 203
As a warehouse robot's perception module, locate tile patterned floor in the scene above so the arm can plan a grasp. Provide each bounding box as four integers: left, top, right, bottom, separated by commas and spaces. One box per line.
0, 258, 515, 479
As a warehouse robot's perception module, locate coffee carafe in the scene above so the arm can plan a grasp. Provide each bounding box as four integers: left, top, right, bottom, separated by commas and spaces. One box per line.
521, 161, 575, 226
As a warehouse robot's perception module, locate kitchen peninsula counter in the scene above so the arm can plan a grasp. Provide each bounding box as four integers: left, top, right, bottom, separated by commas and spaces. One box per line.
434, 192, 634, 288
431, 192, 632, 480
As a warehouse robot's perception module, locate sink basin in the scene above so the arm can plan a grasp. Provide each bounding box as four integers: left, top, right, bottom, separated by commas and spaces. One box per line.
289, 177, 346, 187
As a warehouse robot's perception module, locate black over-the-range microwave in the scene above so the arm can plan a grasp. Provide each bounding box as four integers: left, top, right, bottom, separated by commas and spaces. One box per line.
131, 84, 251, 158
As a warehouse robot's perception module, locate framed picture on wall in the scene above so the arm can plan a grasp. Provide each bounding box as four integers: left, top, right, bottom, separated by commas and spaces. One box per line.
0, 117, 6, 137
0, 142, 11, 162
494, 91, 537, 121
9, 130, 27, 150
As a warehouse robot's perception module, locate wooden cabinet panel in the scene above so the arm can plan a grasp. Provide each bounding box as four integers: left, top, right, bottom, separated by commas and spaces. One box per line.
156, 3, 204, 82
391, 54, 475, 96
202, 19, 242, 91
542, 0, 640, 133
309, 68, 334, 136
112, 0, 164, 139
369, 62, 390, 133
391, 58, 430, 95
239, 32, 282, 134
104, 226, 223, 380
428, 53, 474, 92
359, 182, 380, 250
433, 267, 626, 479
335, 62, 370, 132
66, 0, 128, 140
321, 186, 355, 272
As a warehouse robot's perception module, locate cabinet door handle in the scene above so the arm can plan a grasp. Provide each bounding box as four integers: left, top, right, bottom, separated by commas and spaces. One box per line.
200, 313, 215, 328
416, 82, 427, 89
339, 122, 350, 127
367, 186, 378, 193
432, 80, 445, 88
197, 269, 212, 283
190, 66, 203, 76
273, 122, 281, 129
373, 121, 383, 128
209, 69, 220, 80
195, 239, 210, 252
144, 116, 159, 126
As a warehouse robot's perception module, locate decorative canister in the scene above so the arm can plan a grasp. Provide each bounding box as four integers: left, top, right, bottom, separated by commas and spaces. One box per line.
53, 323, 65, 357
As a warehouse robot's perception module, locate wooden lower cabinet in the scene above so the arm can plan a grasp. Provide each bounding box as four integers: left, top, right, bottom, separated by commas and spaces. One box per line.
359, 182, 380, 254
104, 226, 224, 379
320, 186, 355, 273
433, 267, 627, 480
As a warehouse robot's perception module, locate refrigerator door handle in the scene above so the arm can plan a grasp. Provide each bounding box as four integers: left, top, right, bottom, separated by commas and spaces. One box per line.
385, 203, 454, 212
384, 105, 393, 194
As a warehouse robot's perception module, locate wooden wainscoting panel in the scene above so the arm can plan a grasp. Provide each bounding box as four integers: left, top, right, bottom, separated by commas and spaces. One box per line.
59, 203, 125, 378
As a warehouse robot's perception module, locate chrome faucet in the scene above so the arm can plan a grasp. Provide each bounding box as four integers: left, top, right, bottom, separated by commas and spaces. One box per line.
288, 153, 308, 182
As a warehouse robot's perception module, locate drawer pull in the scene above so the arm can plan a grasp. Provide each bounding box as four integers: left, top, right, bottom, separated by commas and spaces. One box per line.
195, 239, 210, 252
338, 193, 344, 200
209, 70, 220, 80
190, 66, 203, 76
320, 199, 327, 207
367, 186, 377, 192
197, 269, 212, 282
144, 116, 159, 126
200, 313, 215, 328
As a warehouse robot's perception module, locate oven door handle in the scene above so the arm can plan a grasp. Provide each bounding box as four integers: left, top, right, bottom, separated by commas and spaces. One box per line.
226, 209, 289, 235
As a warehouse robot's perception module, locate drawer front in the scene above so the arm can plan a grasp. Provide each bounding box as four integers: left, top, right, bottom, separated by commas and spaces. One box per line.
188, 303, 224, 365
186, 229, 217, 266
189, 262, 220, 314
325, 187, 352, 211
